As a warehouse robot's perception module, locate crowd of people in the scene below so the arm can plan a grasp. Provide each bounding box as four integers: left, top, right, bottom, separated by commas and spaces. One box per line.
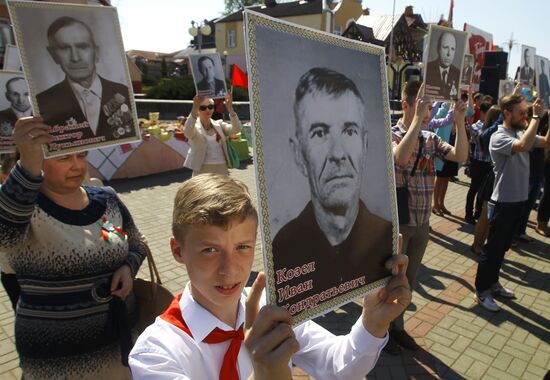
0, 77, 548, 378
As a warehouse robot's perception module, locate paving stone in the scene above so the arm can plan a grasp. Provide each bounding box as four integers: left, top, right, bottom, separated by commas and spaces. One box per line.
506, 357, 528, 378
465, 360, 489, 379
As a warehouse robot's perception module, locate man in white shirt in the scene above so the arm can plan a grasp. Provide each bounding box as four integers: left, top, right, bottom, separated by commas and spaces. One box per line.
129, 174, 411, 379
36, 16, 133, 142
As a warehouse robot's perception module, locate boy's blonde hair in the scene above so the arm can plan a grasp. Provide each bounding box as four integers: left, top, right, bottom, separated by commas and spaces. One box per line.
172, 173, 258, 243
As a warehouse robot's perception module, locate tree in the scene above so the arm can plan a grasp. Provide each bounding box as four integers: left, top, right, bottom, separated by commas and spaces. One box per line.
161, 57, 168, 77
224, 0, 261, 15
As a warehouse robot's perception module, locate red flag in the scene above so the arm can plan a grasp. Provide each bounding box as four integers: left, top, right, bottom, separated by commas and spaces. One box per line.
231, 64, 248, 89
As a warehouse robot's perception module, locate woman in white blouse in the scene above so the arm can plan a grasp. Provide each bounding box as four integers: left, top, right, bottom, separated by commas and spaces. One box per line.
183, 92, 241, 176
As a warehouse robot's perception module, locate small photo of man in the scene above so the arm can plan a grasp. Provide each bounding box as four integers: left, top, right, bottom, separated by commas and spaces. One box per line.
498, 79, 515, 100
189, 53, 227, 99
461, 54, 474, 86
423, 25, 468, 101
0, 72, 32, 153
535, 55, 550, 104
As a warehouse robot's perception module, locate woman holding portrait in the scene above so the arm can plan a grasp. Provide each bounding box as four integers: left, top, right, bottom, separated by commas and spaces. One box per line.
183, 91, 241, 176
0, 117, 146, 379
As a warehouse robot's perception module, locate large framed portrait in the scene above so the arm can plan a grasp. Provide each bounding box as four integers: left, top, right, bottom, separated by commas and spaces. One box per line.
498, 79, 515, 100
3, 45, 22, 71
244, 11, 398, 325
535, 55, 550, 104
423, 24, 468, 101
8, 1, 140, 157
0, 70, 31, 153
518, 45, 536, 85
189, 53, 227, 99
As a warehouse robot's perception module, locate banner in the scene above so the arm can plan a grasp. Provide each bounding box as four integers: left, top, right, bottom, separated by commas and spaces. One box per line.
463, 23, 493, 91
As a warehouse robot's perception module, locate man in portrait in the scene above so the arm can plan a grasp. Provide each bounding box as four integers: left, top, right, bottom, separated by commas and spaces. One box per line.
195, 56, 226, 98
519, 48, 535, 85
425, 31, 461, 100
538, 59, 550, 104
0, 77, 31, 138
36, 16, 133, 141
272, 68, 393, 306
461, 54, 473, 85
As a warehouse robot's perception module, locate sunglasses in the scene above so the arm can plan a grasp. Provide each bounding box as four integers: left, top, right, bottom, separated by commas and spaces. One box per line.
199, 104, 215, 111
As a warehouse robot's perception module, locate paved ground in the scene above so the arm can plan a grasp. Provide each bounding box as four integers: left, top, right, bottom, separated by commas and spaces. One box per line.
0, 162, 548, 379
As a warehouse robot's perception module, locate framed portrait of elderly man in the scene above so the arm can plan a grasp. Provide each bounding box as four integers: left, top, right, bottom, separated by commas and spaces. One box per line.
518, 45, 536, 85
7, 1, 140, 157
461, 54, 474, 87
423, 25, 468, 101
0, 70, 31, 153
189, 53, 227, 99
244, 11, 398, 325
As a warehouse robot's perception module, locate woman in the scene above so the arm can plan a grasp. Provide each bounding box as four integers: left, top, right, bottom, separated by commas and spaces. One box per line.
183, 91, 241, 176
0, 117, 146, 379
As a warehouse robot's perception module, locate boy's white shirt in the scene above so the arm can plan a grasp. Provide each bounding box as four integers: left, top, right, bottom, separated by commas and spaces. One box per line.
129, 283, 387, 380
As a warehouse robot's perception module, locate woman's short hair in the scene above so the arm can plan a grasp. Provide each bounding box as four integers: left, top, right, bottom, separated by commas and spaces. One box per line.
172, 173, 258, 244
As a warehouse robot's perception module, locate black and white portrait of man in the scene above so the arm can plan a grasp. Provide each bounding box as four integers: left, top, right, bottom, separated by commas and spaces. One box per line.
8, 1, 140, 156
189, 53, 227, 98
424, 25, 468, 101
519, 45, 536, 85
245, 13, 397, 322
0, 72, 31, 152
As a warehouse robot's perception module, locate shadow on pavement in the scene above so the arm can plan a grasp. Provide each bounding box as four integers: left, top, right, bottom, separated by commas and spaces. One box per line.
106, 167, 192, 193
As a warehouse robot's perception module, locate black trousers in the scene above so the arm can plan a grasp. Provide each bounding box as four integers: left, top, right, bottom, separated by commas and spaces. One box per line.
1, 271, 20, 312
466, 159, 493, 218
538, 162, 550, 223
475, 201, 525, 292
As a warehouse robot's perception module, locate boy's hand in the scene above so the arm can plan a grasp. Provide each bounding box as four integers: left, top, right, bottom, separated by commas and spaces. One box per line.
244, 272, 298, 380
361, 235, 411, 338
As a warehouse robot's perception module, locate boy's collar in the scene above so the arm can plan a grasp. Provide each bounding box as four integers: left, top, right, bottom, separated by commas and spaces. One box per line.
180, 283, 246, 342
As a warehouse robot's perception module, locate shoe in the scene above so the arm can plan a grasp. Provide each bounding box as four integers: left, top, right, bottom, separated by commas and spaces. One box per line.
383, 333, 402, 355
465, 215, 476, 225
470, 245, 482, 255
535, 227, 549, 237
475, 292, 501, 312
391, 329, 418, 351
491, 283, 516, 299
515, 234, 534, 243
432, 207, 443, 216
440, 207, 452, 215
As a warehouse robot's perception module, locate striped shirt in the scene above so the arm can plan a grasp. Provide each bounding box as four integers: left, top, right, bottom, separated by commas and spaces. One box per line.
392, 120, 452, 226
470, 120, 492, 162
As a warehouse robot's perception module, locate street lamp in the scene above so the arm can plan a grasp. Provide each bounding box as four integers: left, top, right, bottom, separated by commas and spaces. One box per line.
189, 20, 212, 54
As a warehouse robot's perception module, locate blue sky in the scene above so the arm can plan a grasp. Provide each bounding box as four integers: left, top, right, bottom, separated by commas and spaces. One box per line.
111, 0, 548, 77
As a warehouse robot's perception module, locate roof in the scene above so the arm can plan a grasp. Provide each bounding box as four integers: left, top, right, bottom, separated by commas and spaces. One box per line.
216, 0, 322, 23
172, 47, 218, 60
355, 14, 402, 42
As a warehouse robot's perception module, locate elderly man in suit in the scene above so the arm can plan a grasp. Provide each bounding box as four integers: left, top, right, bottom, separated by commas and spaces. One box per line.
425, 31, 461, 100
519, 48, 535, 85
0, 77, 32, 138
36, 16, 133, 142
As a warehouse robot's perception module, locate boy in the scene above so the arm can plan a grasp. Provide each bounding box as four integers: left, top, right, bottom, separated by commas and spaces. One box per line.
129, 174, 411, 379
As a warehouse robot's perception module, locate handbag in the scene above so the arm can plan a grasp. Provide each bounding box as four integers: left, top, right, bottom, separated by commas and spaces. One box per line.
133, 241, 174, 334
226, 140, 241, 169
396, 136, 424, 225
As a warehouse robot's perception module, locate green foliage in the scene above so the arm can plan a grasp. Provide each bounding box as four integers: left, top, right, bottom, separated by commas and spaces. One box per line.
160, 57, 168, 77
224, 0, 260, 14
145, 75, 196, 100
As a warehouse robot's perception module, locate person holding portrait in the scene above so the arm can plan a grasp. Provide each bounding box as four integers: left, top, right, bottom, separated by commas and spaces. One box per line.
183, 91, 241, 176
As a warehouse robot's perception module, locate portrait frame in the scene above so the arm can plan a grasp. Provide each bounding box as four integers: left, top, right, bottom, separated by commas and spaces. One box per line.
8, 0, 141, 158
244, 11, 398, 326
534, 55, 550, 104
498, 79, 515, 100
0, 70, 30, 154
518, 44, 536, 86
3, 44, 22, 71
423, 24, 468, 101
461, 53, 474, 87
188, 53, 228, 99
